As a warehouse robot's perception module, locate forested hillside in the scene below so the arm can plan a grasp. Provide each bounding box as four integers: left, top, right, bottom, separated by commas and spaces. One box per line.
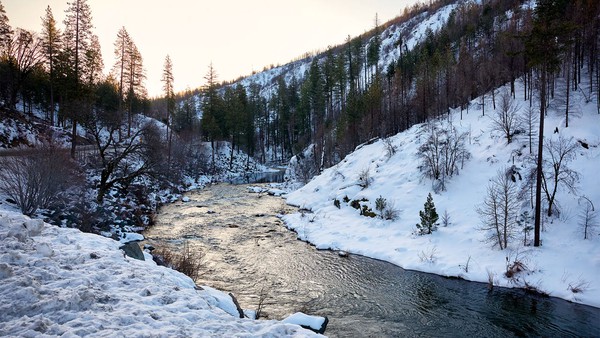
175, 0, 599, 176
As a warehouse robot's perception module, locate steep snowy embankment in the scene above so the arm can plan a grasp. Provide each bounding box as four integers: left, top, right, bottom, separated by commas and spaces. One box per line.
0, 211, 320, 337
283, 82, 600, 308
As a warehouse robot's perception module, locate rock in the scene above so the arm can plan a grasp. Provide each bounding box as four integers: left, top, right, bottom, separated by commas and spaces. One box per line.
119, 241, 145, 261
207, 210, 216, 214
338, 251, 349, 257
282, 312, 328, 334
182, 196, 191, 202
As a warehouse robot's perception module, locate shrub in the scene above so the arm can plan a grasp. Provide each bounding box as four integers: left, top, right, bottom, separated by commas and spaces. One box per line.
153, 242, 204, 281
375, 196, 387, 216
0, 146, 80, 216
358, 167, 371, 188
361, 205, 376, 218
382, 201, 400, 221
383, 138, 397, 159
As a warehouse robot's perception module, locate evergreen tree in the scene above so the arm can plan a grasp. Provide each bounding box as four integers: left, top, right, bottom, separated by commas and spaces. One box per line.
40, 5, 61, 125
63, 0, 94, 158
83, 34, 102, 87
161, 55, 175, 166
113, 27, 129, 111
201, 62, 223, 169
417, 193, 439, 235
526, 0, 571, 247
0, 0, 12, 53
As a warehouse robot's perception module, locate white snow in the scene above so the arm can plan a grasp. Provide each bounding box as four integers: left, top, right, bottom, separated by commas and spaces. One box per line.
282, 313, 327, 333
283, 81, 600, 309
0, 211, 321, 337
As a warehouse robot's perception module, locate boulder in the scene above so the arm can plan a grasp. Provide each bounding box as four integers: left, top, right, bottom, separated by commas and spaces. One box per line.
119, 241, 145, 261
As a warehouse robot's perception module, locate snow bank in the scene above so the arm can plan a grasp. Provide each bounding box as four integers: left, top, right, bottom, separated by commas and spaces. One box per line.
283, 82, 600, 309
0, 211, 321, 337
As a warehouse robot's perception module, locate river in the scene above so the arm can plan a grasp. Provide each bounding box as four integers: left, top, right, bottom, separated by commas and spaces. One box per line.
143, 183, 600, 337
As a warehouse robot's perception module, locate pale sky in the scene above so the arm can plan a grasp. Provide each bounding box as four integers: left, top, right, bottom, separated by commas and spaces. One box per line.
3, 0, 419, 97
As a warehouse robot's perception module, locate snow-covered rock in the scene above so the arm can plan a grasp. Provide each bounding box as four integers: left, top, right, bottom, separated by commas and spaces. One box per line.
282, 312, 329, 334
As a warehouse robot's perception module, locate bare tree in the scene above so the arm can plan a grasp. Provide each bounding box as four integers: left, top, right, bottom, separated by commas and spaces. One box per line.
477, 168, 521, 250
520, 105, 539, 155
578, 197, 597, 240
0, 145, 79, 216
83, 115, 160, 203
541, 136, 579, 217
3, 28, 44, 110
490, 90, 521, 144
418, 121, 470, 191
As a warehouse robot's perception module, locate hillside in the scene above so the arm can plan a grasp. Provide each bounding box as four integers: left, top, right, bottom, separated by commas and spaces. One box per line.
282, 79, 600, 308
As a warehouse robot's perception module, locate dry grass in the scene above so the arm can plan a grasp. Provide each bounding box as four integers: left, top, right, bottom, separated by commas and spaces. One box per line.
153, 241, 204, 281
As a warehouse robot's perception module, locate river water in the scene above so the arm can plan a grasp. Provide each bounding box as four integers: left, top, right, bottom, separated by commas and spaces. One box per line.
143, 183, 600, 337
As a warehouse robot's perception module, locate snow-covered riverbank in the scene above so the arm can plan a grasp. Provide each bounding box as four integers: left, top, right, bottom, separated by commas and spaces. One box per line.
282, 83, 600, 309
0, 211, 321, 337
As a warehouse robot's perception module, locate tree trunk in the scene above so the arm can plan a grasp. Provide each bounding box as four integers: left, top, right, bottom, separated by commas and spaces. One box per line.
534, 68, 546, 247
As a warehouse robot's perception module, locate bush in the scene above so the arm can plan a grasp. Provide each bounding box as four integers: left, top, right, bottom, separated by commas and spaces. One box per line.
382, 201, 399, 221
0, 146, 80, 216
333, 198, 341, 209
153, 242, 204, 281
358, 167, 371, 188
375, 195, 399, 220
361, 205, 376, 218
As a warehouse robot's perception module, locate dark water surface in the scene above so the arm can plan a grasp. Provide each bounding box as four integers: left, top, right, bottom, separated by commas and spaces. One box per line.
144, 184, 600, 337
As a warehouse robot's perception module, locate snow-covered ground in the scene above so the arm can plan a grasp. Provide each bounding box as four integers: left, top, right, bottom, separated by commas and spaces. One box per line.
283, 82, 600, 309
0, 211, 322, 337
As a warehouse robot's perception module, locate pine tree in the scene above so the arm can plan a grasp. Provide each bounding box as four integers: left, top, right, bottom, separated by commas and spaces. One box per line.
63, 0, 94, 158
0, 1, 12, 53
40, 5, 61, 125
113, 26, 130, 118
417, 193, 438, 235
161, 55, 174, 167
201, 63, 223, 169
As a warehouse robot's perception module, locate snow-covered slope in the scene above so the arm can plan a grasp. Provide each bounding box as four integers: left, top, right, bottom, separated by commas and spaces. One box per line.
283, 81, 600, 308
0, 211, 320, 337
231, 1, 459, 99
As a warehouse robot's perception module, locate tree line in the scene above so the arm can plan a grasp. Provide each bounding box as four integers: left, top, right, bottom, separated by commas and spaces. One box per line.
0, 0, 149, 157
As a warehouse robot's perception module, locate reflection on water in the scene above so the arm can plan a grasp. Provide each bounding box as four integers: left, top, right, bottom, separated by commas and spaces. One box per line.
144, 184, 600, 337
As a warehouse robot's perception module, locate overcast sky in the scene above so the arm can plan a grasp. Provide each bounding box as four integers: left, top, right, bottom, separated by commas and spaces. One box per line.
4, 0, 418, 97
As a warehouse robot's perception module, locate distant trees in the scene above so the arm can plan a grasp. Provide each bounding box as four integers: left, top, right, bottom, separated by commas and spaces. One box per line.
1, 28, 44, 111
